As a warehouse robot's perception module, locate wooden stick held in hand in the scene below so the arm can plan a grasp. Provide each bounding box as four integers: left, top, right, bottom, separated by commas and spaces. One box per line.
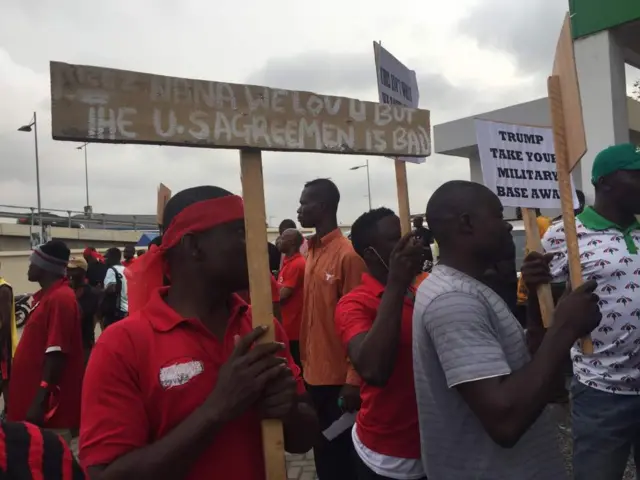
547, 75, 593, 354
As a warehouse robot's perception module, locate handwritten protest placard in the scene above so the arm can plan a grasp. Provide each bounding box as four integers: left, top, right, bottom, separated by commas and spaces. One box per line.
475, 119, 577, 209
50, 62, 430, 157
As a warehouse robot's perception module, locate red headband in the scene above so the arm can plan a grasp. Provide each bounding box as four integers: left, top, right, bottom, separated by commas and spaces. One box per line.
125, 195, 244, 314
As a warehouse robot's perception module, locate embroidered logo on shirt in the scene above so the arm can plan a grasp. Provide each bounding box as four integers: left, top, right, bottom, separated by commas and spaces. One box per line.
159, 361, 204, 389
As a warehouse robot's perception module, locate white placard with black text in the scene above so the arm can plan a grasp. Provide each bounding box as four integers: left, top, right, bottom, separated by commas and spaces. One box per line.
475, 119, 577, 209
373, 42, 426, 164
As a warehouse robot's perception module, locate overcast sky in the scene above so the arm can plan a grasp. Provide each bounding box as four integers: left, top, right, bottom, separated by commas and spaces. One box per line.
1, 0, 638, 226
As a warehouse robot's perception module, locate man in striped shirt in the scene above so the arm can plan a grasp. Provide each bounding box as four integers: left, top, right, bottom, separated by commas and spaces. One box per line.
0, 421, 86, 478
412, 181, 601, 479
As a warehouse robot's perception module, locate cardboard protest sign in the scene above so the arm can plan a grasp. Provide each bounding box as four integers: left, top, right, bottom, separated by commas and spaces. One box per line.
475, 118, 579, 327
372, 42, 429, 233
373, 42, 425, 164
50, 61, 430, 158
475, 119, 578, 209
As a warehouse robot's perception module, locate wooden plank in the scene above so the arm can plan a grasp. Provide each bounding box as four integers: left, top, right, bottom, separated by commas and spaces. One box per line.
394, 160, 411, 235
50, 61, 431, 157
521, 208, 555, 328
239, 149, 286, 480
548, 75, 593, 353
552, 13, 587, 171
156, 183, 171, 228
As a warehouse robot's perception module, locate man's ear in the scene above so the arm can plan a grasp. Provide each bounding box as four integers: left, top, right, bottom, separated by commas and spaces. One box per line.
596, 176, 611, 193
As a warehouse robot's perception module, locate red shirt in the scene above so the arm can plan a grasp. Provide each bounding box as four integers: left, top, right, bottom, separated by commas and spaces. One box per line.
278, 253, 305, 340
122, 258, 136, 268
334, 273, 421, 459
80, 288, 304, 479
8, 279, 84, 429
237, 275, 280, 304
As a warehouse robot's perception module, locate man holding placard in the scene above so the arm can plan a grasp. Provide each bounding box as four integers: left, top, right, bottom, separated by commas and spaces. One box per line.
80, 186, 318, 480
413, 180, 600, 479
534, 144, 640, 479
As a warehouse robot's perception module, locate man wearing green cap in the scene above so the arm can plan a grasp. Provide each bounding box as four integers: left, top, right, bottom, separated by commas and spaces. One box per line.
525, 143, 640, 479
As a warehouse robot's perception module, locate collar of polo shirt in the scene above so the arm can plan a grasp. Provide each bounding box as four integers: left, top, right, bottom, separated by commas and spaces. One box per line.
308, 228, 343, 249
578, 207, 640, 254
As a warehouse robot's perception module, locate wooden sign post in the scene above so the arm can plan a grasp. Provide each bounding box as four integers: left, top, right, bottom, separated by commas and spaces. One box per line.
550, 13, 590, 352
373, 41, 428, 235
157, 182, 171, 231
395, 160, 412, 235
521, 208, 555, 327
50, 61, 431, 479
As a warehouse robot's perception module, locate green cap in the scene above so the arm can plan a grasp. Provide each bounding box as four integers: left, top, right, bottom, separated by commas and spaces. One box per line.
591, 143, 640, 184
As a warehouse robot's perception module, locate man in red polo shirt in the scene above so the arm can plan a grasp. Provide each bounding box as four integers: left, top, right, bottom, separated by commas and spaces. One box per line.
80, 186, 318, 480
335, 208, 426, 480
8, 240, 84, 440
122, 245, 137, 268
277, 228, 306, 369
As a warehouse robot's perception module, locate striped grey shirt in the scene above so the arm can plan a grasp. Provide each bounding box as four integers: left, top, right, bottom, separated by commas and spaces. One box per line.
412, 265, 565, 479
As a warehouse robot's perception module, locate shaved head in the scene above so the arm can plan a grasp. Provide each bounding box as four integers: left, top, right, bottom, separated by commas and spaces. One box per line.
279, 228, 303, 254
426, 180, 514, 265
426, 181, 498, 243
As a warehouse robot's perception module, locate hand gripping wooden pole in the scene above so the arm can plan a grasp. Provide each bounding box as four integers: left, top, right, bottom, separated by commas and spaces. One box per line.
547, 76, 593, 354
521, 208, 555, 328
239, 149, 287, 479
395, 160, 411, 235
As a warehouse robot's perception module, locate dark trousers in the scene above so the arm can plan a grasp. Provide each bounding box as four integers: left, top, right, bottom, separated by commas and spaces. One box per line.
289, 340, 302, 371
307, 384, 357, 480
571, 379, 640, 479
355, 453, 427, 480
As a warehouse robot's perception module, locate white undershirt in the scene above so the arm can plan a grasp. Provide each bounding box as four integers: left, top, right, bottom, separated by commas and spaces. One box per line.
352, 425, 425, 480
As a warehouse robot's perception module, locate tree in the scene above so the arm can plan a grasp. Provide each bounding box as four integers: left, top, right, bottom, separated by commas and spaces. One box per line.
634, 79, 640, 100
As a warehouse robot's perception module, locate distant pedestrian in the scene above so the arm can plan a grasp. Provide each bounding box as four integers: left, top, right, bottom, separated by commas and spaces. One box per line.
336, 207, 426, 480
100, 248, 128, 329
279, 219, 309, 264
413, 180, 600, 479
412, 216, 433, 271
84, 247, 107, 288
277, 228, 306, 369
122, 245, 137, 268
298, 178, 366, 480
9, 240, 84, 440
67, 256, 100, 364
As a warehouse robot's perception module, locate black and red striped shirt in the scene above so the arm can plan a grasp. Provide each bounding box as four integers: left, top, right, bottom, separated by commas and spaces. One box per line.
0, 421, 86, 479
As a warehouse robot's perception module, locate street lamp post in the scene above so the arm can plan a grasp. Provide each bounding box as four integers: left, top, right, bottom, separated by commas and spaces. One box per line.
18, 112, 43, 239
77, 143, 91, 211
349, 159, 372, 210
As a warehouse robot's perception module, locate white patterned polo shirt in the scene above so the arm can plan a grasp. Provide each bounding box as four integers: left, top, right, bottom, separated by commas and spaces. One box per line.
542, 207, 640, 394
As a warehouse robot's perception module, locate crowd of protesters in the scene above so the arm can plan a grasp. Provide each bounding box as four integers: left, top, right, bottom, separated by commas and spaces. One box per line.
0, 142, 636, 479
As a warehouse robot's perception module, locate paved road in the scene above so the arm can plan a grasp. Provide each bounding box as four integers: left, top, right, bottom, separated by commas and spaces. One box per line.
286, 451, 317, 480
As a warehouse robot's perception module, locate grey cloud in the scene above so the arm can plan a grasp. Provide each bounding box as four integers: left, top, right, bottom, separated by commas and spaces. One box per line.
456, 0, 565, 76
246, 50, 502, 124
2, 1, 523, 224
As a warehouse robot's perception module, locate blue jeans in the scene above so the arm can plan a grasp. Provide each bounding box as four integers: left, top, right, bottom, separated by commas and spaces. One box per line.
572, 379, 640, 480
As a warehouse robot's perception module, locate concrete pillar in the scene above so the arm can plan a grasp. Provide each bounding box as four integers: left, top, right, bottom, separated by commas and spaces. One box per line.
575, 30, 629, 204
469, 149, 483, 184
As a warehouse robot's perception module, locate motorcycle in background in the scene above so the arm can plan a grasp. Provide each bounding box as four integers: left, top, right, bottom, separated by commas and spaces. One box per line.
14, 294, 33, 328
